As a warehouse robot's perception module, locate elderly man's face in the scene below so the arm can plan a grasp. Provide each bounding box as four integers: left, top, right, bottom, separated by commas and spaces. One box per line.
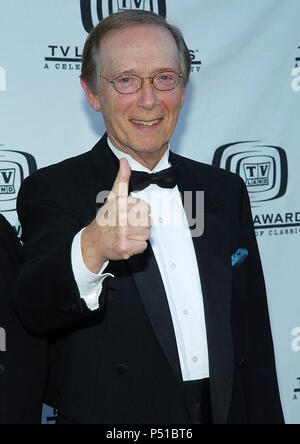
82, 24, 185, 168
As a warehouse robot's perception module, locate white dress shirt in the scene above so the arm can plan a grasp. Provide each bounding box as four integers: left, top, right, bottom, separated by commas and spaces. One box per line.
71, 137, 209, 381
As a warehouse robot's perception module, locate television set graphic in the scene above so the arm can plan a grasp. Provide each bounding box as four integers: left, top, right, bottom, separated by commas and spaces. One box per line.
0, 149, 37, 212
212, 141, 288, 206
80, 0, 167, 32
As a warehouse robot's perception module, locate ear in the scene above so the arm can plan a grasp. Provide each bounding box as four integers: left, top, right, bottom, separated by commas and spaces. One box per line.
80, 78, 101, 112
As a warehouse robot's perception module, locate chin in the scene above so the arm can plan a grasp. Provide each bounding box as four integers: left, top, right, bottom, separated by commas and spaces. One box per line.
133, 140, 168, 153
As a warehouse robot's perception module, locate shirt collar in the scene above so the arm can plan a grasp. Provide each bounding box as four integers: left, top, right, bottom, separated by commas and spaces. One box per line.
107, 136, 170, 173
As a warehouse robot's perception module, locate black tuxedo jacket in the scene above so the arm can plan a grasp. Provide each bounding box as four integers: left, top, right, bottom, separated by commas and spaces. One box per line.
15, 134, 284, 424
0, 215, 48, 424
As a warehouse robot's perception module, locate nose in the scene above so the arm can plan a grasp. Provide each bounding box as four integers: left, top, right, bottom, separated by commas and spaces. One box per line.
136, 78, 158, 110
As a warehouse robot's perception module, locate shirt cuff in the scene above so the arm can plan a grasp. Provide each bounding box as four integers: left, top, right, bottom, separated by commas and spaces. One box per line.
71, 228, 114, 311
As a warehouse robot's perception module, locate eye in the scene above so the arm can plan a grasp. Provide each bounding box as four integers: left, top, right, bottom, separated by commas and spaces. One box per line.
113, 75, 141, 93
153, 72, 179, 91
116, 76, 132, 84
157, 73, 176, 81
120, 77, 131, 83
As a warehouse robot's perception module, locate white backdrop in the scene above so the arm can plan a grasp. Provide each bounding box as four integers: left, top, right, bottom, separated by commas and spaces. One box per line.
1, 0, 299, 424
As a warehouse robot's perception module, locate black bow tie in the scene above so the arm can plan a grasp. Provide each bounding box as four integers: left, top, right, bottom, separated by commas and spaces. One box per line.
129, 165, 180, 192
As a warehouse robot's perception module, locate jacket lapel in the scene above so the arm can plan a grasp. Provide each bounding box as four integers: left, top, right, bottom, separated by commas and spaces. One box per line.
170, 151, 234, 424
127, 246, 184, 387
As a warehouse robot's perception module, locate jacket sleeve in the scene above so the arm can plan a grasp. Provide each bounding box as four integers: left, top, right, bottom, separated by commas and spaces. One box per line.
14, 173, 106, 335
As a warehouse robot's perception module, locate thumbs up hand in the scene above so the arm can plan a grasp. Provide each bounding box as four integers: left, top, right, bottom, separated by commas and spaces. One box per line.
109, 157, 132, 201
81, 158, 152, 273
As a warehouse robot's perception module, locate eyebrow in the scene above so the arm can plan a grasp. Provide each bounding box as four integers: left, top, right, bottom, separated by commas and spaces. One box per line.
111, 67, 179, 77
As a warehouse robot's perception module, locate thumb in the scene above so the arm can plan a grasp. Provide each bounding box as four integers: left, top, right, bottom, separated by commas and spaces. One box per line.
110, 158, 131, 199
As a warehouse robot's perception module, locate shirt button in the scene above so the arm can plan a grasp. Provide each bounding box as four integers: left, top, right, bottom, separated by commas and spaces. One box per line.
192, 356, 198, 363
170, 263, 176, 269
183, 309, 189, 315
93, 278, 101, 285
159, 217, 164, 224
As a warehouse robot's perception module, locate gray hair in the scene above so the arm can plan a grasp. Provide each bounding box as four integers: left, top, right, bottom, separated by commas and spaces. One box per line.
80, 10, 191, 95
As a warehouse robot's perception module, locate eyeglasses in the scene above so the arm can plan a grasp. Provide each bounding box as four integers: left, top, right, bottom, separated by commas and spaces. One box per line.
100, 71, 183, 94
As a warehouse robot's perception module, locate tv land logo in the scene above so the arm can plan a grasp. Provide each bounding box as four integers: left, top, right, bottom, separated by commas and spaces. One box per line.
80, 0, 202, 72
0, 149, 37, 212
212, 141, 288, 205
0, 168, 16, 194
44, 45, 82, 71
44, 1, 202, 73
0, 67, 6, 92
44, 0, 166, 71
80, 0, 167, 32
79, 0, 202, 70
190, 49, 202, 73
212, 141, 300, 237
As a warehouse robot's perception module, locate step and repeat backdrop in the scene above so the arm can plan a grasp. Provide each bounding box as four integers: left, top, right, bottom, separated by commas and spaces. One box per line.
1, 0, 300, 424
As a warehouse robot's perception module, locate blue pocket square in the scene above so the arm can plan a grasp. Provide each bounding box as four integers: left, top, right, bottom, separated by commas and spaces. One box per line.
231, 248, 248, 267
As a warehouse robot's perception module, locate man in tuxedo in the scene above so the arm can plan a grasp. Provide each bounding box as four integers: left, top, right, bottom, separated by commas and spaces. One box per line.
0, 215, 48, 423
15, 10, 284, 424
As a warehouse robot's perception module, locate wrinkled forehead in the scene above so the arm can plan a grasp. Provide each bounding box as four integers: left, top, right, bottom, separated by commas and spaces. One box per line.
98, 24, 180, 75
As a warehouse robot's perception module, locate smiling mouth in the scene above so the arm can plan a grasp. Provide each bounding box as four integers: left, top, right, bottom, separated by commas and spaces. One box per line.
130, 119, 162, 127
